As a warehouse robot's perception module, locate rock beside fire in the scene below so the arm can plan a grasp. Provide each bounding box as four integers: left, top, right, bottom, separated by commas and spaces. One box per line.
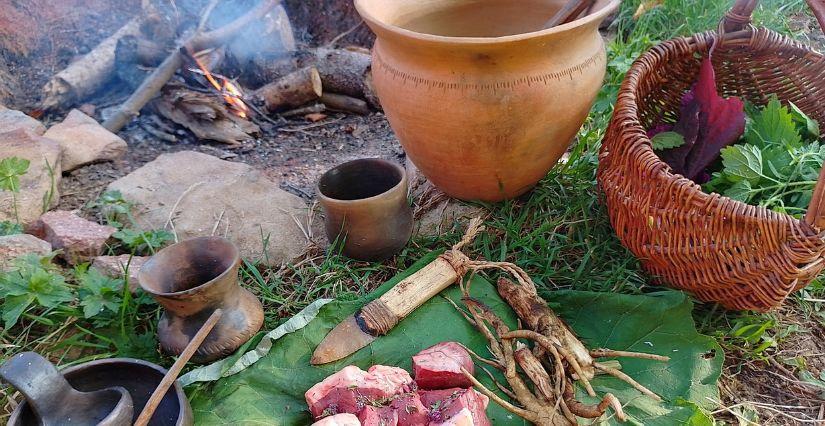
0, 129, 62, 226
0, 234, 52, 270
107, 151, 315, 266
0, 109, 46, 135
92, 254, 147, 293
44, 109, 127, 171
29, 211, 116, 265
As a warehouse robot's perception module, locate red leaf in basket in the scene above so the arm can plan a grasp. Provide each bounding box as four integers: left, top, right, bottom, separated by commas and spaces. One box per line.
658, 58, 746, 181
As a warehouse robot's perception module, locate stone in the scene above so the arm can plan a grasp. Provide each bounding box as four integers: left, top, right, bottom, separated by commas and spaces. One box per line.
29, 211, 116, 265
0, 234, 51, 270
43, 109, 127, 172
0, 129, 62, 226
91, 255, 147, 293
0, 109, 46, 135
107, 151, 314, 266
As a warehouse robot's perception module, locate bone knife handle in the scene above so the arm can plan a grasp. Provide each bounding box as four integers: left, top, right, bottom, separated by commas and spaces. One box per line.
360, 257, 458, 332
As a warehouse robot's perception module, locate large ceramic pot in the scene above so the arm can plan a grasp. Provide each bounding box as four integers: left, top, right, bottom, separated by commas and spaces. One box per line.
355, 0, 619, 201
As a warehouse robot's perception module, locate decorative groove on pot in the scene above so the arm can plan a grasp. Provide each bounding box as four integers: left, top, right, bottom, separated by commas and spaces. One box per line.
373, 49, 606, 91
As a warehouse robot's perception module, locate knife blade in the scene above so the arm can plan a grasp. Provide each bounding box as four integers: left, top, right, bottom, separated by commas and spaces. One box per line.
311, 256, 458, 365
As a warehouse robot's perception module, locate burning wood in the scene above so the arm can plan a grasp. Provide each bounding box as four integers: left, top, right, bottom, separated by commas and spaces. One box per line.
190, 54, 250, 119
153, 83, 258, 146
102, 0, 281, 133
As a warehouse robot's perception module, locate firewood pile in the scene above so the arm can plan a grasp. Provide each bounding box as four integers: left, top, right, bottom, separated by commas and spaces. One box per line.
33, 0, 379, 147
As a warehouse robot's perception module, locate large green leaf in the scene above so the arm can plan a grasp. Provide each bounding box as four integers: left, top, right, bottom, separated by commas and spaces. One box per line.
189, 254, 722, 425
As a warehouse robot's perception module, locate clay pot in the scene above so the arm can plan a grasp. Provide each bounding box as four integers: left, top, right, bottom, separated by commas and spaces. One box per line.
355, 0, 620, 201
318, 158, 412, 261
138, 237, 263, 363
8, 358, 192, 426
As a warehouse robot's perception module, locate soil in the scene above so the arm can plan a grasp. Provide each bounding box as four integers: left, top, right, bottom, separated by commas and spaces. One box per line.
58, 111, 404, 209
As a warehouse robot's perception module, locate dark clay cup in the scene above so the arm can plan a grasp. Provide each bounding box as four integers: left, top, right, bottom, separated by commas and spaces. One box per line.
8, 358, 193, 426
318, 158, 413, 261
138, 237, 264, 363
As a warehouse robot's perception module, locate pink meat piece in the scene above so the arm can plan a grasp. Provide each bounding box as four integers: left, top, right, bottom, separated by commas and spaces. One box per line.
390, 393, 429, 425
311, 413, 362, 426
412, 342, 474, 390
358, 405, 399, 426
432, 409, 473, 426
420, 388, 491, 426
306, 365, 413, 418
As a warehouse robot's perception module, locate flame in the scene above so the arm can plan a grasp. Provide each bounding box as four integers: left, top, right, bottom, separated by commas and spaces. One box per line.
192, 55, 249, 119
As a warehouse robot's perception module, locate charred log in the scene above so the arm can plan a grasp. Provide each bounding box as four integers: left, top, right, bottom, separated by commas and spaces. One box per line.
42, 18, 142, 110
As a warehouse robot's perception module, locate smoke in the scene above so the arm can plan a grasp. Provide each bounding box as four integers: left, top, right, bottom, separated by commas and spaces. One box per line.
207, 0, 297, 62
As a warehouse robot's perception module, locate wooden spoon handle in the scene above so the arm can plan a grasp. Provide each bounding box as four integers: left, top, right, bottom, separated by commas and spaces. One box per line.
134, 309, 223, 426
543, 0, 597, 29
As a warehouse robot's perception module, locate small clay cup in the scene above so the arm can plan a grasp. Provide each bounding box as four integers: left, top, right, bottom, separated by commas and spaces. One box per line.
138, 237, 263, 363
8, 358, 192, 426
318, 158, 413, 261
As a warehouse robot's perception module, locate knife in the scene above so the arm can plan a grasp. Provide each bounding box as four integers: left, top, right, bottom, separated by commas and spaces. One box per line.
311, 256, 459, 365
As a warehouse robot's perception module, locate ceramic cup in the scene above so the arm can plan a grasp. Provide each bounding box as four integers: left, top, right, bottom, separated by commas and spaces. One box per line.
318, 158, 413, 261
138, 237, 263, 363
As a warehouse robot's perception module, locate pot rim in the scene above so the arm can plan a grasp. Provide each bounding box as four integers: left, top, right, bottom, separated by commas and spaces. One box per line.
9, 357, 190, 426
317, 158, 408, 206
354, 0, 620, 45
138, 236, 240, 298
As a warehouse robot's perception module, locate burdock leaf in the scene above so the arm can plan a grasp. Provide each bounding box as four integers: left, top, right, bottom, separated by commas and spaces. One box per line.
188, 253, 722, 426
651, 132, 686, 150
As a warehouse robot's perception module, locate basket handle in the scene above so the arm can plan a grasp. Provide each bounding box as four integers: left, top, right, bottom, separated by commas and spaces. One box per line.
722, 1, 825, 228
722, 0, 825, 34
802, 0, 825, 227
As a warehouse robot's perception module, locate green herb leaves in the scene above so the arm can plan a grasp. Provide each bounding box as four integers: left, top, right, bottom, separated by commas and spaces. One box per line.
0, 157, 30, 193
745, 97, 803, 149
704, 97, 823, 215
0, 253, 71, 328
76, 266, 124, 320
651, 132, 685, 150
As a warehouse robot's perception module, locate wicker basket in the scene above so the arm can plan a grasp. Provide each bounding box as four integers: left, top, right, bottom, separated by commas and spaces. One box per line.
597, 0, 825, 311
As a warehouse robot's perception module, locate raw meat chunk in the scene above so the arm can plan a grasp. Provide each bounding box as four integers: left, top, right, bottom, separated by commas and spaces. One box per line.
311, 413, 362, 426
431, 408, 473, 426
358, 405, 398, 426
390, 393, 429, 425
420, 388, 491, 426
306, 365, 413, 417
412, 342, 474, 390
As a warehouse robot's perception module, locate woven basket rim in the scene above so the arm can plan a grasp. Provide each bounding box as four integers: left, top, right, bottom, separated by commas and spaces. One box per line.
616, 26, 825, 235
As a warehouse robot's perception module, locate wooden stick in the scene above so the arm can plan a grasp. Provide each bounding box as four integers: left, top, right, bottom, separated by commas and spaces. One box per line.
103, 0, 279, 132
320, 93, 370, 115
134, 309, 223, 426
543, 0, 596, 29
